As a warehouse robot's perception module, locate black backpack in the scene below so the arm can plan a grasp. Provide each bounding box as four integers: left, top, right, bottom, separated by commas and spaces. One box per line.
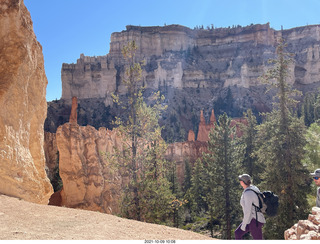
246, 189, 279, 217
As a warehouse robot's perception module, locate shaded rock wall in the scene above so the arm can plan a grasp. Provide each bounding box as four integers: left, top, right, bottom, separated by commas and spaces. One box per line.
0, 0, 53, 204
44, 132, 58, 182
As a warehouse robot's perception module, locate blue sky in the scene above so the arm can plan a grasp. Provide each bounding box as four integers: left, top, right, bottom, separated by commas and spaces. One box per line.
24, 0, 320, 101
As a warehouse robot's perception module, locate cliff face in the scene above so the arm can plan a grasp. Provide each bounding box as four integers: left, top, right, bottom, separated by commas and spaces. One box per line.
0, 0, 53, 203
44, 23, 320, 141
61, 23, 320, 101
56, 123, 126, 214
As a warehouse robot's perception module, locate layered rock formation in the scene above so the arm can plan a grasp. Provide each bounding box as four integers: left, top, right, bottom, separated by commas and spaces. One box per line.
61, 54, 117, 101
56, 122, 126, 214
44, 23, 320, 142
284, 207, 320, 240
0, 0, 53, 203
61, 23, 320, 102
197, 110, 216, 142
44, 94, 249, 210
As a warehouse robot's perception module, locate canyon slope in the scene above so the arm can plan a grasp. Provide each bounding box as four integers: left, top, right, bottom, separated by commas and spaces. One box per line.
46, 23, 320, 142
0, 0, 53, 203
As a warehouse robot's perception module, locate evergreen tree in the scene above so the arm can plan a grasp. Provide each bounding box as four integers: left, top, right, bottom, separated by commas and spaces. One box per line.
137, 99, 174, 223
302, 93, 316, 126
299, 90, 320, 125
202, 113, 242, 239
183, 159, 192, 194
188, 158, 208, 216
111, 41, 173, 223
168, 161, 189, 228
181, 159, 193, 223
239, 109, 262, 184
303, 122, 320, 170
256, 39, 311, 239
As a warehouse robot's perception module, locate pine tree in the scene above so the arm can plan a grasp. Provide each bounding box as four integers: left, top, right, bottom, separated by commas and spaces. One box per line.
137, 101, 174, 223
239, 109, 263, 184
167, 161, 186, 228
300, 90, 320, 125
302, 93, 316, 126
256, 39, 311, 239
202, 113, 242, 239
303, 122, 320, 170
111, 41, 173, 223
188, 158, 208, 216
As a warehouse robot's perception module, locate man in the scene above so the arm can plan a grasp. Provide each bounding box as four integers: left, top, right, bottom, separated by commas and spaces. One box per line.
235, 174, 266, 240
310, 169, 320, 208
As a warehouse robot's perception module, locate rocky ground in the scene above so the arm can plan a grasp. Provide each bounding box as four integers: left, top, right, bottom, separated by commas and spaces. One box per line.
0, 194, 212, 240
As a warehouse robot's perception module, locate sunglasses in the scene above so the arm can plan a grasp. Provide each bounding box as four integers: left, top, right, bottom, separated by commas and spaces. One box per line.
314, 177, 320, 180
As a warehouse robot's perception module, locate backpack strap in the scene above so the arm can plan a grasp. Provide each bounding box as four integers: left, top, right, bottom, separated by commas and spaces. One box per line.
244, 188, 263, 210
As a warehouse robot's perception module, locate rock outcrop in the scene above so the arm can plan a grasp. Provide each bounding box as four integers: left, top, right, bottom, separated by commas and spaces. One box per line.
284, 207, 320, 240
45, 107, 246, 195
197, 110, 216, 142
165, 141, 208, 185
0, 0, 53, 203
44, 132, 58, 182
56, 123, 127, 214
61, 23, 320, 102
164, 109, 246, 184
69, 96, 78, 124
61, 54, 117, 100
44, 23, 320, 142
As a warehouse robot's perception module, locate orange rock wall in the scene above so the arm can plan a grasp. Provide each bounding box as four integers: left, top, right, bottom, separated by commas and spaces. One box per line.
0, 0, 53, 204
56, 123, 126, 214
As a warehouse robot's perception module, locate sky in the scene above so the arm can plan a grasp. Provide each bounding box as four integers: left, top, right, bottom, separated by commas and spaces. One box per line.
24, 0, 320, 102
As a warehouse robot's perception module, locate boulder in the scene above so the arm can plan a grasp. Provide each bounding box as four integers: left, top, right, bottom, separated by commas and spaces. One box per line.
284, 207, 320, 240
0, 0, 53, 204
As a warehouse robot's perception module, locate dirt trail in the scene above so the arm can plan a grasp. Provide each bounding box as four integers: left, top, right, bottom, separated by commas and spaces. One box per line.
0, 195, 212, 240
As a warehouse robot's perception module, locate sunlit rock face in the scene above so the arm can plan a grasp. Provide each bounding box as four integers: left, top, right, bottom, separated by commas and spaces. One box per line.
61, 23, 320, 102
0, 0, 53, 204
56, 123, 126, 214
51, 23, 320, 142
284, 207, 320, 240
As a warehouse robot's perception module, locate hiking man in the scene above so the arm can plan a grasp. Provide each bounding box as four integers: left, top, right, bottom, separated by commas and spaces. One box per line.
310, 169, 320, 208
235, 174, 266, 240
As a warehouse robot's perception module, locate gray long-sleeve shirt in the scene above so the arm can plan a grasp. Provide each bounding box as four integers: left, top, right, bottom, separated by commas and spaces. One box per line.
317, 187, 320, 208
240, 185, 266, 231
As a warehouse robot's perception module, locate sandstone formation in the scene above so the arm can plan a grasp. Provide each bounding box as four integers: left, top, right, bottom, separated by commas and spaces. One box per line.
0, 0, 53, 203
188, 130, 195, 141
165, 141, 208, 185
284, 207, 320, 240
197, 110, 216, 142
44, 23, 320, 142
61, 23, 320, 102
69, 96, 78, 124
164, 109, 246, 184
45, 107, 246, 196
61, 54, 117, 100
56, 123, 127, 214
44, 132, 58, 182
